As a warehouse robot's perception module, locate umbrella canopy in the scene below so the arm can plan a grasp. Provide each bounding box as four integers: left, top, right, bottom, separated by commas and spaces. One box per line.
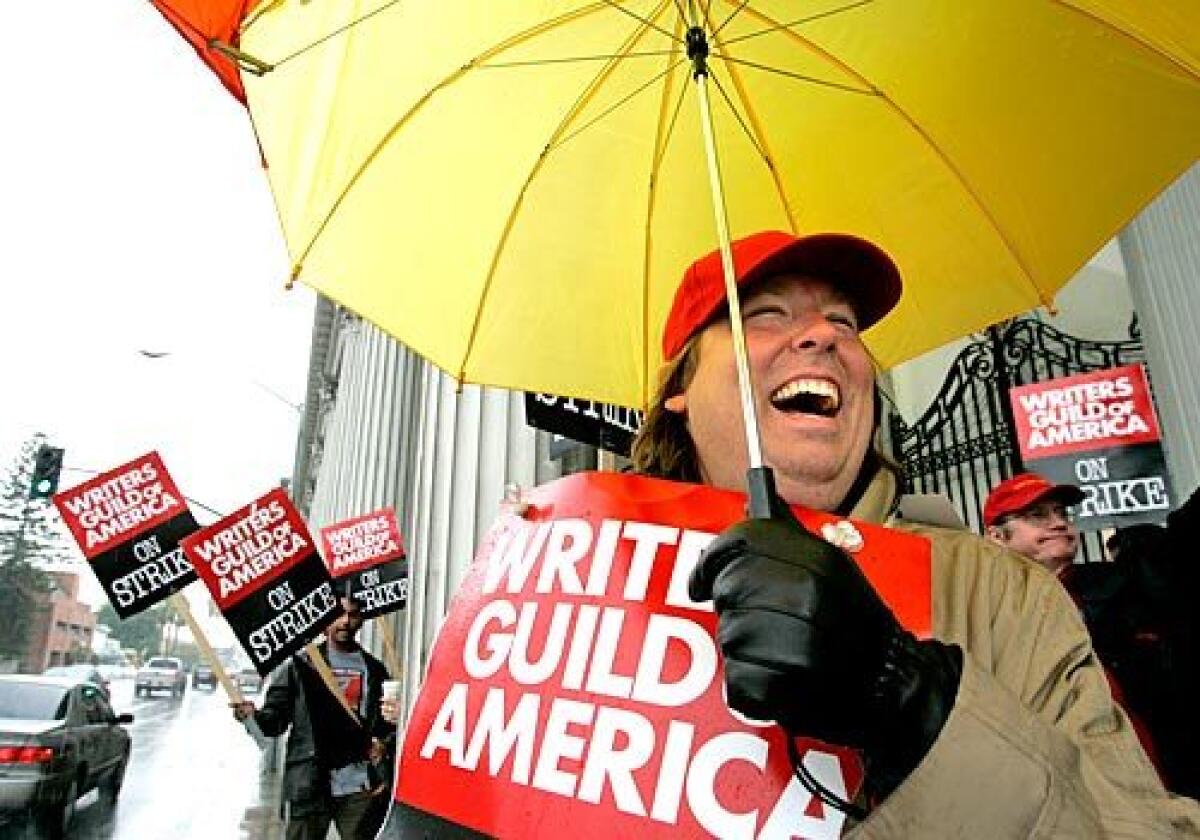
233, 1, 1198, 409
150, 0, 265, 102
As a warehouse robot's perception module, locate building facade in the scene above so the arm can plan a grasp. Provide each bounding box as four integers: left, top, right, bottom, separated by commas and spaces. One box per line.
23, 573, 96, 673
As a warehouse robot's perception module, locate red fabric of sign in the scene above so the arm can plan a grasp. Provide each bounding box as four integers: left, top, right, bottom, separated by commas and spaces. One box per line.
52, 451, 188, 559
181, 487, 316, 610
150, 1, 259, 103
1010, 363, 1162, 460
320, 508, 407, 577
395, 472, 932, 839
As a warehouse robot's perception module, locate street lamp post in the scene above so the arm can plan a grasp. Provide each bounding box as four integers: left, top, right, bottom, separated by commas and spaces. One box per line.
137, 350, 304, 415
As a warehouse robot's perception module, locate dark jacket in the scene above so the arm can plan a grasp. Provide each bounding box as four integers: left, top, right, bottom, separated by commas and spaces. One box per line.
1083, 484, 1200, 799
254, 643, 392, 818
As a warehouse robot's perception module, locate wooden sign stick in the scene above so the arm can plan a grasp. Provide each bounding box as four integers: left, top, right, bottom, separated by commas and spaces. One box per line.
168, 592, 242, 704
304, 642, 362, 724
376, 618, 402, 680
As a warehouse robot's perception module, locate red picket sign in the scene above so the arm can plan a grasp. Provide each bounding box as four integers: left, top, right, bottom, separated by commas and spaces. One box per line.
1009, 363, 1174, 529
1010, 363, 1162, 460
52, 451, 198, 618
320, 508, 409, 618
320, 508, 406, 576
393, 472, 931, 839
181, 487, 340, 676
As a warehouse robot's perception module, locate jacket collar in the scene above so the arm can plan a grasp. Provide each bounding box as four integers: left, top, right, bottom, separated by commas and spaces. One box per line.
848, 459, 900, 524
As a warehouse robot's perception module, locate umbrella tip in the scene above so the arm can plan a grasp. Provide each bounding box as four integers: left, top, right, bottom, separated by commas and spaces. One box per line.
286, 263, 302, 290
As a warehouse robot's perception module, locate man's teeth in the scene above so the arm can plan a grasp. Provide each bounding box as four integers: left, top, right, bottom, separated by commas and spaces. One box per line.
771, 378, 841, 410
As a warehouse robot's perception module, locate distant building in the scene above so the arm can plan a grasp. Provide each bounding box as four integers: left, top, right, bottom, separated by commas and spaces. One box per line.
91, 623, 124, 658
22, 573, 96, 672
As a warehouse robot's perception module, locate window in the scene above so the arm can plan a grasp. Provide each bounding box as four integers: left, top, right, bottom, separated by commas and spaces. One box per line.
0, 682, 69, 720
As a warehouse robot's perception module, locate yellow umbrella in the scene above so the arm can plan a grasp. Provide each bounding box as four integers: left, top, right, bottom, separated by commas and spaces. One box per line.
237, 1, 1199, 414
216, 2, 1196, 814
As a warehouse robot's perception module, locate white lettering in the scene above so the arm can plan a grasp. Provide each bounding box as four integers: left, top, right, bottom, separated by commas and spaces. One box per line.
531, 698, 594, 797
577, 706, 655, 815
631, 614, 717, 707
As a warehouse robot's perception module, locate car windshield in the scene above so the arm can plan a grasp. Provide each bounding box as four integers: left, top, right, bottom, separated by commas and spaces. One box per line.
0, 682, 69, 720
146, 658, 178, 670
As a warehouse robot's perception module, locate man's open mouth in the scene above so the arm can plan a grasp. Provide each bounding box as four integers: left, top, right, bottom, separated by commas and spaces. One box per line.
769, 377, 841, 418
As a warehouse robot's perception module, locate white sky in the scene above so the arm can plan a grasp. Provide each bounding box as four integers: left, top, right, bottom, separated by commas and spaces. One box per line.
1, 2, 316, 628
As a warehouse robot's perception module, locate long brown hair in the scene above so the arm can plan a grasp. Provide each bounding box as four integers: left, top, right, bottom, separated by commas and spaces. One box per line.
630, 339, 703, 482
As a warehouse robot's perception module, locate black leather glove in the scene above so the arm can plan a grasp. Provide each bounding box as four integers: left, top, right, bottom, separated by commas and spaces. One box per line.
689, 505, 963, 799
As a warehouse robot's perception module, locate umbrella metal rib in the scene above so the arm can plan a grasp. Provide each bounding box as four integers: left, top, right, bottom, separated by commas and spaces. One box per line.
254, 0, 405, 70
600, 0, 683, 43
730, 3, 1049, 308
718, 0, 878, 46
480, 50, 680, 69
284, 1, 617, 276
642, 16, 691, 411
459, 1, 679, 388
1051, 0, 1199, 82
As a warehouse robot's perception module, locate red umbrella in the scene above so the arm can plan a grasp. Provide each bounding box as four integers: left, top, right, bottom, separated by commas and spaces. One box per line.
150, 0, 266, 103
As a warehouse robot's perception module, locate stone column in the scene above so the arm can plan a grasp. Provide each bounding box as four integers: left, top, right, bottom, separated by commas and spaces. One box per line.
1119, 163, 1200, 499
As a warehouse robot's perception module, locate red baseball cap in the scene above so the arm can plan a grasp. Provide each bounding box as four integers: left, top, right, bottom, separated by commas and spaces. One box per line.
983, 473, 1085, 527
661, 230, 903, 360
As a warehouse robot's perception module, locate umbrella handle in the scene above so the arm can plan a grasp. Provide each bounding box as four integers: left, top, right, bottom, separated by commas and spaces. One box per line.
746, 466, 784, 520
692, 47, 772, 508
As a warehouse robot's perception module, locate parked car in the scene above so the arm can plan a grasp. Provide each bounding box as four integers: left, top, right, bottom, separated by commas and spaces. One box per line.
96, 654, 135, 682
134, 657, 187, 698
96, 662, 134, 682
236, 669, 263, 696
42, 664, 110, 700
192, 664, 216, 690
0, 675, 132, 838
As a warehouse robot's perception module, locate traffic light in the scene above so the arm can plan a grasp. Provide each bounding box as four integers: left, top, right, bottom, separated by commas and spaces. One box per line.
29, 445, 65, 500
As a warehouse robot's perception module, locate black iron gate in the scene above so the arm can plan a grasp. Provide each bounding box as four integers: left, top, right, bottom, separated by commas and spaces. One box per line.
888, 316, 1145, 561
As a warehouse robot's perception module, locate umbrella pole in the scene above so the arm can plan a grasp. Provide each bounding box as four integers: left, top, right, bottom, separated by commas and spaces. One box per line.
689, 30, 776, 519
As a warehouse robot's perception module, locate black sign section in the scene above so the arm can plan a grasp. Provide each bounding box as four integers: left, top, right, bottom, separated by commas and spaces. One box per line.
223, 552, 343, 677
1028, 442, 1172, 532
524, 393, 643, 457
346, 559, 409, 619
89, 511, 200, 619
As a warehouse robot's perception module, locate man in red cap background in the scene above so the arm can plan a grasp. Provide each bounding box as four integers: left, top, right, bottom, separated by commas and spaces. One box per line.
983, 473, 1085, 576
983, 473, 1170, 773
632, 229, 1197, 835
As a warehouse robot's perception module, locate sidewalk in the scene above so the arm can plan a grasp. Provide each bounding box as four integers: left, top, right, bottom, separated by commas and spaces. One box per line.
240, 731, 286, 839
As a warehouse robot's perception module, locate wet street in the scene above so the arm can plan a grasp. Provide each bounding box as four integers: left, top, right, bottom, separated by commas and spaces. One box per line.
6, 677, 285, 839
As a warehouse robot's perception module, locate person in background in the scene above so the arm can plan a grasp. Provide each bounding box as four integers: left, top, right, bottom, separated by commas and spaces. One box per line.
232, 594, 392, 839
381, 692, 401, 725
982, 473, 1083, 576
982, 472, 1166, 774
1100, 486, 1200, 799
630, 229, 1197, 834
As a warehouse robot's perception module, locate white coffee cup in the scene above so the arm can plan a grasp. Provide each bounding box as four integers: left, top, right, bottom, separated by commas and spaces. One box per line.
381, 680, 401, 701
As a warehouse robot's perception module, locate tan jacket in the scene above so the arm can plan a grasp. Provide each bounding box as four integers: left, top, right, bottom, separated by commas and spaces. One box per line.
846, 470, 1200, 838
